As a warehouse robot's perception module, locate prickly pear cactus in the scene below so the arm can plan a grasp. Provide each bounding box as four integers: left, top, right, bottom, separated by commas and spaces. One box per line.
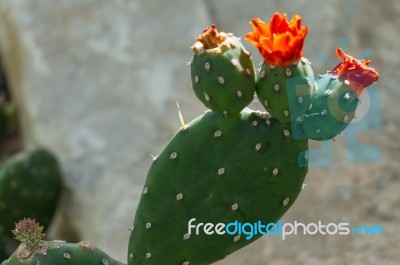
128, 110, 308, 265
1, 12, 379, 265
0, 148, 62, 239
292, 48, 379, 140
128, 13, 379, 265
255, 60, 314, 123
190, 25, 256, 116
1, 219, 124, 265
246, 15, 313, 123
127, 20, 310, 265
3, 241, 125, 265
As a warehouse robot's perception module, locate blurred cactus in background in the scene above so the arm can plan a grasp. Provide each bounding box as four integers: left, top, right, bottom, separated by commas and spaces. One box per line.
0, 149, 62, 261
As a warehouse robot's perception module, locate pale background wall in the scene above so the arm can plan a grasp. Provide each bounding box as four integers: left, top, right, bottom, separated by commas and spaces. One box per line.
0, 0, 399, 264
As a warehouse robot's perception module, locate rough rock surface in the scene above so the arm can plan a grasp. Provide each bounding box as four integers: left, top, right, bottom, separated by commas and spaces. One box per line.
0, 0, 399, 264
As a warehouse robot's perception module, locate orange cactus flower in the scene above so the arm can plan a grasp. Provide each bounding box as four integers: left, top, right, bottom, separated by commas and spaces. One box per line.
332, 48, 379, 95
245, 12, 308, 67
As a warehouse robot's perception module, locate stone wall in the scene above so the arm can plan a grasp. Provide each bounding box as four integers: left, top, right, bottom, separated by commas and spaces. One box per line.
0, 0, 399, 264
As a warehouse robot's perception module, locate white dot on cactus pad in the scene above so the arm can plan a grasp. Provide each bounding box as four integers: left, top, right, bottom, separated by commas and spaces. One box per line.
204, 62, 211, 71
170, 152, 178, 159
283, 130, 290, 137
298, 96, 303, 104
204, 93, 210, 102
232, 203, 238, 211
285, 67, 292, 77
283, 197, 290, 206
214, 130, 222, 138
255, 143, 262, 151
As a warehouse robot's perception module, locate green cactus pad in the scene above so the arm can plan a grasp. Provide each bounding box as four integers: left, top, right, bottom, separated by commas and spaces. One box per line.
0, 148, 62, 239
292, 73, 359, 141
191, 26, 256, 116
1, 241, 124, 265
257, 58, 314, 123
129, 109, 308, 265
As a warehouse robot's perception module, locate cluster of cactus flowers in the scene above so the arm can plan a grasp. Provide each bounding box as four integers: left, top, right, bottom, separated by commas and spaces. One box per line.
1, 12, 378, 265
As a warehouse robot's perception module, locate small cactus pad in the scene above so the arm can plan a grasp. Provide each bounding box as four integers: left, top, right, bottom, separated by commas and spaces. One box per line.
0, 148, 62, 239
1, 240, 124, 265
191, 25, 256, 116
129, 109, 308, 265
257, 58, 314, 123
292, 73, 359, 140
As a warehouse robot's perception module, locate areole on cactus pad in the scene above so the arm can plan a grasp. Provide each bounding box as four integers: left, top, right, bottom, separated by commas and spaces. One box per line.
2, 12, 379, 265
